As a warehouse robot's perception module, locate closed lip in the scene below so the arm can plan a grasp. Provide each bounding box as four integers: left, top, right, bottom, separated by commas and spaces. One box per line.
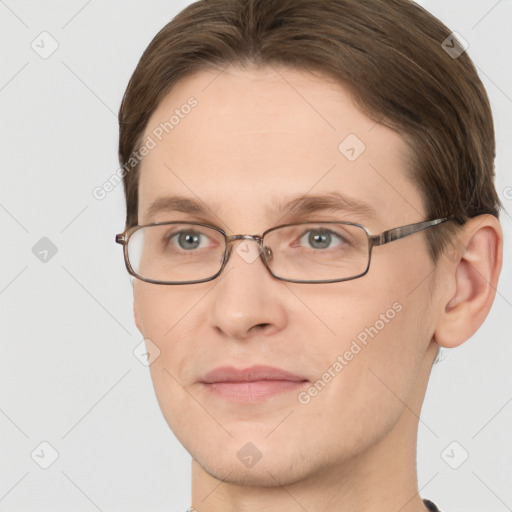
200, 365, 308, 384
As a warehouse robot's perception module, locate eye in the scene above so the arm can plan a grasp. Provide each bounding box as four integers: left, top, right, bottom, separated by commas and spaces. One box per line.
166, 229, 212, 251
296, 228, 348, 250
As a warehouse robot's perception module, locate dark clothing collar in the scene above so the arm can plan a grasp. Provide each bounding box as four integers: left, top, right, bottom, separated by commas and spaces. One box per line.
424, 499, 441, 511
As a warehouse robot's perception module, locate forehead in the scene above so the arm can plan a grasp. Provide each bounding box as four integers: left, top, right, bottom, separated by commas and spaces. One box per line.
138, 65, 423, 230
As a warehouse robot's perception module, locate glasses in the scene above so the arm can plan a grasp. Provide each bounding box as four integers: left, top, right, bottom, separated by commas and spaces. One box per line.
115, 216, 459, 285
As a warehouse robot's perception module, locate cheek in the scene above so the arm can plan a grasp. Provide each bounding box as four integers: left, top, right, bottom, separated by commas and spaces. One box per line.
133, 282, 188, 338
133, 283, 196, 430
133, 284, 202, 381
296, 302, 427, 461
306, 266, 432, 431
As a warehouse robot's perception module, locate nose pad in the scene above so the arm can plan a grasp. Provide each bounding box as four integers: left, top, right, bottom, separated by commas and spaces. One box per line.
220, 238, 273, 268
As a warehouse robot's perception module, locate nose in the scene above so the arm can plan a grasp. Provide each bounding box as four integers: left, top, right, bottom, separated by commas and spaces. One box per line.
208, 237, 287, 340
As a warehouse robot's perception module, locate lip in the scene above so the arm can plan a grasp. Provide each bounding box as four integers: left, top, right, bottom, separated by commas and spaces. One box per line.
199, 365, 309, 403
201, 365, 307, 383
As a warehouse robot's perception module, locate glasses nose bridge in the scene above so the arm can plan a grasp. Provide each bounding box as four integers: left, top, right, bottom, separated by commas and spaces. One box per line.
226, 233, 264, 245
222, 233, 271, 269
224, 233, 265, 257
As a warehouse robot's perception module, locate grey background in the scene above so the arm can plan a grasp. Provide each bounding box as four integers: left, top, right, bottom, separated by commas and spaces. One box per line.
0, 1, 511, 511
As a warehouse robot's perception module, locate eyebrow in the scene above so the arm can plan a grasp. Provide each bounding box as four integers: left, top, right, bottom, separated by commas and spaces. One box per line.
273, 192, 377, 221
144, 192, 378, 224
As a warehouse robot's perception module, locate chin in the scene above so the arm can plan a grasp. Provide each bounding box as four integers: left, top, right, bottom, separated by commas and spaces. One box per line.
197, 453, 312, 488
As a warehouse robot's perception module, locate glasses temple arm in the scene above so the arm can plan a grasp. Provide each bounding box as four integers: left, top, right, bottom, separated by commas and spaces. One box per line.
370, 215, 462, 246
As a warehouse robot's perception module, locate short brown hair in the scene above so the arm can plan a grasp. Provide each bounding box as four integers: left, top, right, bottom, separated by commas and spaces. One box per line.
118, 0, 502, 262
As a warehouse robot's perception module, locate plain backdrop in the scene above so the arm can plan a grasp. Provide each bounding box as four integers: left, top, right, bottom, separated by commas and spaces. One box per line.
1, 1, 511, 511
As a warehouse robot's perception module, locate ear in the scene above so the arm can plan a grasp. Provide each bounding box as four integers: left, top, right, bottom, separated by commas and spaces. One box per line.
433, 214, 503, 348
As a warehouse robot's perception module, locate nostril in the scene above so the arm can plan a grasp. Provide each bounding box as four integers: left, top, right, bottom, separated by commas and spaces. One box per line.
252, 323, 271, 333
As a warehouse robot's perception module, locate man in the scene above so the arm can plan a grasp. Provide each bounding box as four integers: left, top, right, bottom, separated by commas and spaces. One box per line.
115, 0, 503, 510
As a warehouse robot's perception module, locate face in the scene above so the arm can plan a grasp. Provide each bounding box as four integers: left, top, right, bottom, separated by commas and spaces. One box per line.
133, 65, 439, 487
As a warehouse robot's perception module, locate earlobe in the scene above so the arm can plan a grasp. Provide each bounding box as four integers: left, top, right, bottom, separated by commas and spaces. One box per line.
433, 214, 503, 349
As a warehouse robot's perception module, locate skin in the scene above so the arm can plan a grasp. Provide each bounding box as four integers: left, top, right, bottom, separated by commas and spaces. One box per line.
131, 64, 502, 511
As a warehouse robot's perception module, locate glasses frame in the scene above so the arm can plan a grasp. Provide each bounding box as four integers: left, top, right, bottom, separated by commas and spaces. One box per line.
115, 215, 462, 285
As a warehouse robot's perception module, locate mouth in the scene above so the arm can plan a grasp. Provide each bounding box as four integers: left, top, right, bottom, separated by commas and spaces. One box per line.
199, 365, 309, 403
